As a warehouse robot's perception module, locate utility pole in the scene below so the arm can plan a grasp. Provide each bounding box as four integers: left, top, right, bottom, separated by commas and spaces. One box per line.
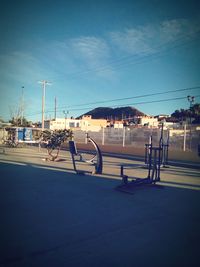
187, 95, 195, 150
54, 96, 57, 120
63, 110, 69, 129
38, 80, 51, 130
20, 86, 24, 126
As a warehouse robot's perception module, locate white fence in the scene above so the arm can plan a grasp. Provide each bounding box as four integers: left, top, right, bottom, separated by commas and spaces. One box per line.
0, 126, 199, 153
72, 126, 200, 153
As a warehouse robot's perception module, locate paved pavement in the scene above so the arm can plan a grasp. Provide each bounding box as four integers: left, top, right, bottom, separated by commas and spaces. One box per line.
0, 146, 200, 267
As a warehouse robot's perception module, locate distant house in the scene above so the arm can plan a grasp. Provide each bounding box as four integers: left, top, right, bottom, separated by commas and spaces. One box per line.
113, 120, 124, 129
155, 114, 170, 121
137, 116, 158, 127
81, 115, 108, 132
44, 118, 81, 130
44, 115, 108, 132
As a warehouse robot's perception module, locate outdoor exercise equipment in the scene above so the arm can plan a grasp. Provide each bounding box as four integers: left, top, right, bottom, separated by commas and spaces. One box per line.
69, 134, 103, 175
116, 139, 162, 192
145, 124, 169, 168
161, 130, 169, 167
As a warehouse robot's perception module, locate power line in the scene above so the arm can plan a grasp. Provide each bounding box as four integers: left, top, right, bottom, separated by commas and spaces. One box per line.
26, 86, 200, 116
26, 93, 200, 118
61, 95, 200, 112
25, 32, 200, 120
48, 85, 200, 111
51, 30, 200, 81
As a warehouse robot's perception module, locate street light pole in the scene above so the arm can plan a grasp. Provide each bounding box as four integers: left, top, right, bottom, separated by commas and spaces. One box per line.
63, 110, 69, 129
20, 86, 24, 126
38, 80, 51, 130
187, 95, 195, 150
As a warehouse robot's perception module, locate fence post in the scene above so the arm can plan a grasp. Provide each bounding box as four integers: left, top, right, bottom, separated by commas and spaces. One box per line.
122, 126, 125, 147
183, 124, 186, 151
85, 132, 88, 144
102, 127, 105, 145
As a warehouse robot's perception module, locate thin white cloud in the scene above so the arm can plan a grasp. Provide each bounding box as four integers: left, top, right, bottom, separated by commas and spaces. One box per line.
110, 27, 154, 55
33, 40, 79, 78
46, 19, 199, 79
159, 19, 200, 42
1, 18, 198, 87
0, 51, 48, 83
109, 19, 200, 55
64, 36, 116, 80
31, 37, 115, 80
70, 36, 111, 68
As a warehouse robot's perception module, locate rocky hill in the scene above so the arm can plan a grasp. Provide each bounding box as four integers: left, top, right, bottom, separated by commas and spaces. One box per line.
77, 106, 146, 120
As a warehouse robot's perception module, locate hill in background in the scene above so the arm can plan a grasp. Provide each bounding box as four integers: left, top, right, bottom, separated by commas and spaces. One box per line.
77, 106, 146, 120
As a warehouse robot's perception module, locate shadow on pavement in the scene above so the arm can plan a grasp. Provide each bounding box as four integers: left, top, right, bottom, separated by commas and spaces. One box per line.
0, 159, 200, 267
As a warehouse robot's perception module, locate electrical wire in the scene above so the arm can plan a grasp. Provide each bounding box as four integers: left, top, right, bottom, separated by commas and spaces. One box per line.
52, 86, 200, 110
51, 30, 200, 81
26, 93, 200, 118
58, 95, 200, 112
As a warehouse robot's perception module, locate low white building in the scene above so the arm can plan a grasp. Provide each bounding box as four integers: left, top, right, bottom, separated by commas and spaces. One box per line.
44, 116, 108, 132
113, 121, 124, 129
44, 118, 81, 130
137, 116, 158, 127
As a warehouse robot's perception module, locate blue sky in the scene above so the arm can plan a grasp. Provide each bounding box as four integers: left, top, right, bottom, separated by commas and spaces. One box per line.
0, 0, 200, 122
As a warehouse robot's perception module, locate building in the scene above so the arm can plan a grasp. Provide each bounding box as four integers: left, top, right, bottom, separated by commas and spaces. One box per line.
113, 121, 124, 129
155, 114, 170, 120
44, 115, 108, 132
137, 116, 158, 127
44, 118, 81, 131
80, 115, 108, 132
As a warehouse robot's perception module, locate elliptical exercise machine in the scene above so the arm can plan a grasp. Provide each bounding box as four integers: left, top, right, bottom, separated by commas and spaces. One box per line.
116, 127, 165, 193
68, 134, 103, 175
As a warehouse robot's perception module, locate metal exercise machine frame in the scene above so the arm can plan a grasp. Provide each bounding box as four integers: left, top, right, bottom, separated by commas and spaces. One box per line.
68, 137, 103, 175
159, 123, 169, 167
119, 144, 162, 188
145, 124, 169, 168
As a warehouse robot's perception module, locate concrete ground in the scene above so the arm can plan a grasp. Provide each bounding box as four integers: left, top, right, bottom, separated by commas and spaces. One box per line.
0, 146, 200, 267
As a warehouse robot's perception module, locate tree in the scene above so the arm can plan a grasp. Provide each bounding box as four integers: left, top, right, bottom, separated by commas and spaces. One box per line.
41, 129, 72, 161
171, 103, 200, 124
9, 117, 32, 127
171, 110, 182, 120
192, 103, 200, 116
191, 104, 200, 124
